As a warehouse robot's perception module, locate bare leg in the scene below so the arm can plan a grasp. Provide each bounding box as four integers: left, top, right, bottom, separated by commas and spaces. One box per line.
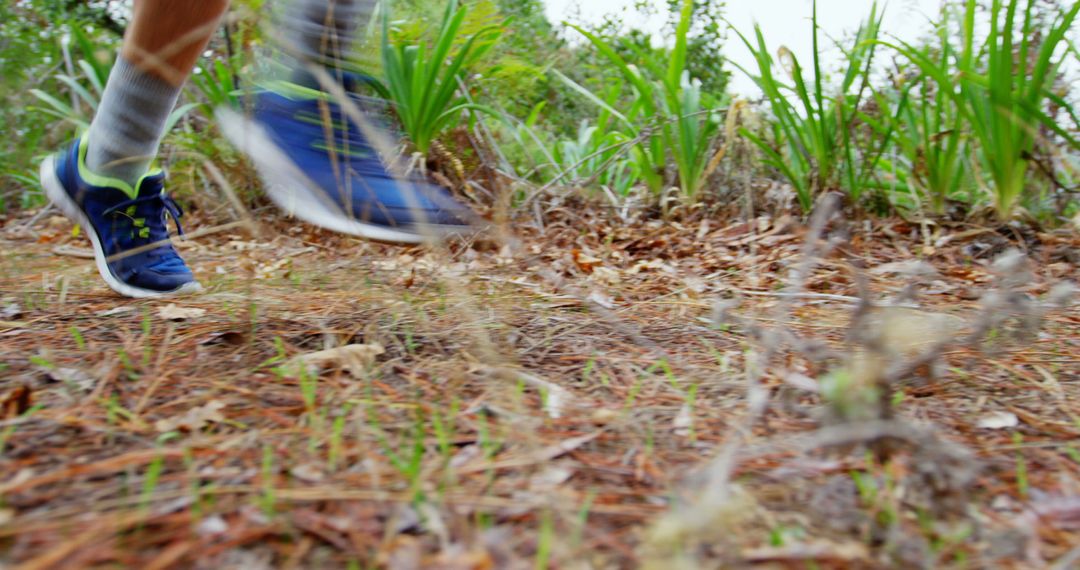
85, 0, 230, 184
41, 0, 229, 297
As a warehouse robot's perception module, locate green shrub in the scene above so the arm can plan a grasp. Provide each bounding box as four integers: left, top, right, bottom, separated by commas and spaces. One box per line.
731, 0, 891, 212
567, 0, 725, 203
887, 0, 1080, 220
378, 0, 502, 155
30, 27, 197, 136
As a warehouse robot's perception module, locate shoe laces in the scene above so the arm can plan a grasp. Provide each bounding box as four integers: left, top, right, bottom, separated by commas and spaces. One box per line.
102, 192, 188, 272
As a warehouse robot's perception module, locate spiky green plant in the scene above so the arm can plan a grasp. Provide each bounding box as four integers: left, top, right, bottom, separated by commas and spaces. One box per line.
887, 0, 1080, 219
549, 115, 639, 197
869, 9, 974, 216
190, 57, 243, 110
566, 0, 724, 202
730, 1, 889, 212
379, 0, 502, 155
30, 27, 196, 133
874, 74, 971, 214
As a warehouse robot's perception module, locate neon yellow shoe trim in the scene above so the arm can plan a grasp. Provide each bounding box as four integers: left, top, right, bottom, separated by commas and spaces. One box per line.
75, 133, 164, 200
258, 80, 332, 101
311, 141, 370, 159
293, 111, 350, 131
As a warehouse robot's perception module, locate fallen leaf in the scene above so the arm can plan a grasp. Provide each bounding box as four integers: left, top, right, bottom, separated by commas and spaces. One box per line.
590, 266, 621, 286
96, 306, 135, 317
628, 258, 673, 275
1, 303, 22, 319
195, 514, 229, 537
449, 444, 482, 469
586, 290, 615, 309
155, 400, 227, 432
870, 259, 939, 277
673, 404, 693, 437
782, 372, 820, 393
428, 546, 495, 570
591, 408, 619, 425
991, 494, 1016, 511
457, 431, 601, 474
46, 215, 68, 230
496, 368, 573, 419
529, 465, 574, 489
0, 320, 29, 329
683, 275, 707, 294
157, 304, 206, 321
290, 464, 326, 483
46, 367, 96, 391
473, 366, 578, 419
743, 540, 870, 562
1, 385, 32, 420
284, 343, 385, 378
226, 240, 267, 251
1030, 496, 1080, 530
976, 411, 1019, 430
51, 245, 94, 259
572, 249, 603, 273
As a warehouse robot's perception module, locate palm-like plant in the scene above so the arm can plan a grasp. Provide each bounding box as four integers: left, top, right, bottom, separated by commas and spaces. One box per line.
31, 27, 196, 133
567, 0, 724, 202
378, 0, 502, 155
730, 1, 889, 212
887, 0, 1080, 219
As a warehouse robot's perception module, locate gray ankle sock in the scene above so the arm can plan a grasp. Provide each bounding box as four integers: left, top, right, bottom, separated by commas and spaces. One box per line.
279, 0, 376, 88
84, 56, 182, 187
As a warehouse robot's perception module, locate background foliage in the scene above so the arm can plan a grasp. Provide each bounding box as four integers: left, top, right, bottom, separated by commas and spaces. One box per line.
1, 0, 1078, 225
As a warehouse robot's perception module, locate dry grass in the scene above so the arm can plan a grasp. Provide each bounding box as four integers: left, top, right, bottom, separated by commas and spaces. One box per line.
0, 201, 1078, 569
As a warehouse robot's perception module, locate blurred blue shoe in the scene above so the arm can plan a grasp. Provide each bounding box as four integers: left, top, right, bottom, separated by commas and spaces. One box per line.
218, 81, 475, 243
40, 135, 201, 298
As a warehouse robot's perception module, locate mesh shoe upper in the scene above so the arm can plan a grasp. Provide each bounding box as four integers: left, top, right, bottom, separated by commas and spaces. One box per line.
54, 137, 196, 293
251, 87, 472, 229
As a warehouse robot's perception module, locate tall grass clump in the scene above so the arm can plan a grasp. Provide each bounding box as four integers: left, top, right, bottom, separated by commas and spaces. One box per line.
551, 117, 640, 197
379, 0, 502, 156
731, 1, 891, 212
873, 19, 972, 215
567, 0, 725, 204
874, 80, 971, 215
887, 0, 1080, 220
30, 27, 197, 135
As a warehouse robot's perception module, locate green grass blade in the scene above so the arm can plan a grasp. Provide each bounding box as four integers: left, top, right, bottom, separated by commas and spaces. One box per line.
551, 69, 632, 128
55, 75, 98, 113
666, 0, 693, 90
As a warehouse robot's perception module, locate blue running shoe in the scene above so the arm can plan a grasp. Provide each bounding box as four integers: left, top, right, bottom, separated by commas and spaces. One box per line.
40, 135, 201, 298
218, 81, 475, 243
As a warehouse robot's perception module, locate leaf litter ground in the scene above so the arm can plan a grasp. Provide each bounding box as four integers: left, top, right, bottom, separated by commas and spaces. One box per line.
0, 203, 1078, 569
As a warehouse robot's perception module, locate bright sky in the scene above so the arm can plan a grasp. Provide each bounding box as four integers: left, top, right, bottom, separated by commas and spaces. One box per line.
542, 0, 944, 96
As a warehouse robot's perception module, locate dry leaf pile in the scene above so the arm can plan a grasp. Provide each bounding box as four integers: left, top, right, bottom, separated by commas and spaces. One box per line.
0, 200, 1078, 569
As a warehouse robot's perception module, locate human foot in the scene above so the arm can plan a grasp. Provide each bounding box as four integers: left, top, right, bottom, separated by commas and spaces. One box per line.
40, 135, 201, 298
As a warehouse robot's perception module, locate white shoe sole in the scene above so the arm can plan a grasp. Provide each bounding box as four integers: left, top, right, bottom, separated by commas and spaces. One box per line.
40, 156, 203, 299
216, 107, 471, 245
